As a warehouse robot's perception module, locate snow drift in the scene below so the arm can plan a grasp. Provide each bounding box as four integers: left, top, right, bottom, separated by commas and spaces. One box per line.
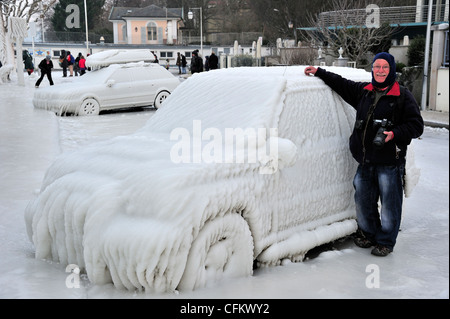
25, 66, 420, 293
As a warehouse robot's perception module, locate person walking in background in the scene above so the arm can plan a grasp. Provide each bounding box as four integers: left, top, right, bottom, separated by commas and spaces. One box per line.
78, 55, 87, 76
66, 51, 75, 77
304, 52, 424, 257
23, 50, 34, 75
209, 51, 219, 70
152, 52, 159, 64
181, 54, 187, 74
59, 50, 68, 77
74, 52, 82, 76
204, 56, 210, 72
35, 55, 54, 88
176, 52, 182, 74
190, 50, 203, 74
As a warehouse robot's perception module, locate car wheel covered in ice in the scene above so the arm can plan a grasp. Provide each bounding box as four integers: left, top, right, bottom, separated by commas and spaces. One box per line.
78, 98, 101, 116
154, 90, 171, 109
25, 66, 372, 293
178, 213, 254, 291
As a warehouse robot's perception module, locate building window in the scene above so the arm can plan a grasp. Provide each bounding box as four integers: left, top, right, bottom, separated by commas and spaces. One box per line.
160, 52, 173, 58
122, 25, 127, 42
147, 22, 157, 41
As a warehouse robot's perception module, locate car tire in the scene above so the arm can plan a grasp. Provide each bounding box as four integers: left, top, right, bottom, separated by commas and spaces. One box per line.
177, 213, 254, 291
154, 91, 170, 109
78, 98, 100, 116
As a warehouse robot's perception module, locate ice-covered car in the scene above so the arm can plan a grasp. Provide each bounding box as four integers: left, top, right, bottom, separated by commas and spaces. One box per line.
33, 62, 180, 116
26, 66, 372, 293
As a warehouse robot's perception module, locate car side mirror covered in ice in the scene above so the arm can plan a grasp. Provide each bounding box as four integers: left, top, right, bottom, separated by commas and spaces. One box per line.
259, 137, 298, 175
106, 79, 116, 87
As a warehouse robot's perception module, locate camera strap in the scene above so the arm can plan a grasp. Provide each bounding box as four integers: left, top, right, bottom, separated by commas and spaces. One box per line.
365, 89, 387, 123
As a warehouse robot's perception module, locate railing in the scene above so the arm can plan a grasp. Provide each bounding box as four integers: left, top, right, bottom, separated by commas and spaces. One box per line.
36, 31, 113, 44
318, 4, 449, 27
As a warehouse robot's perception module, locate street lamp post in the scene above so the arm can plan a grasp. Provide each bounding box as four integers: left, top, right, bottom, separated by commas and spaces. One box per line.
84, 0, 89, 54
188, 7, 203, 58
421, 0, 433, 111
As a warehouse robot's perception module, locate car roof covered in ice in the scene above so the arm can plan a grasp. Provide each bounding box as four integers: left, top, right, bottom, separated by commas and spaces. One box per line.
141, 66, 372, 134
86, 49, 155, 69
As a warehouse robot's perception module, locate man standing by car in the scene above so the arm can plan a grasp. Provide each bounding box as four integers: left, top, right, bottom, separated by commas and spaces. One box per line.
304, 52, 424, 257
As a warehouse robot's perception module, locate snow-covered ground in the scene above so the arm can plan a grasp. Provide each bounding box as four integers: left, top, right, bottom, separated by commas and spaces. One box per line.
0, 70, 448, 300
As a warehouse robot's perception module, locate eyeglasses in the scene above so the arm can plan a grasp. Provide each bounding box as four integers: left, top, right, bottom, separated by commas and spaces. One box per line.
373, 65, 390, 71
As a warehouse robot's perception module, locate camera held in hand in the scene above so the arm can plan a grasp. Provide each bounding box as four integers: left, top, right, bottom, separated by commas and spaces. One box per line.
373, 119, 393, 150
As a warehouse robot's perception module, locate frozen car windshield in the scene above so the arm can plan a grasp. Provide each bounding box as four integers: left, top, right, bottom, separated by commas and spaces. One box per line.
81, 65, 117, 84
141, 69, 287, 134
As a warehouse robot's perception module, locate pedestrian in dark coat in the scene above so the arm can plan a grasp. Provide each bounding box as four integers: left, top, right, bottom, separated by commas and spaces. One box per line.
60, 50, 68, 77
35, 55, 54, 88
23, 50, 34, 75
204, 56, 210, 71
190, 51, 203, 74
176, 52, 182, 74
181, 54, 187, 74
74, 52, 82, 76
209, 52, 219, 70
304, 52, 424, 257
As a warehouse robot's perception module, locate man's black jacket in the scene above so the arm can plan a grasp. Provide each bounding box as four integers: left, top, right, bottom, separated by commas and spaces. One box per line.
315, 67, 424, 166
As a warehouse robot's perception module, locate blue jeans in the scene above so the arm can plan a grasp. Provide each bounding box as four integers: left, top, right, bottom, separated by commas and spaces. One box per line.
353, 164, 405, 250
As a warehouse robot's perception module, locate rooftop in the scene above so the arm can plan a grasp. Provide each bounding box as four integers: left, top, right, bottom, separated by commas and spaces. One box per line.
109, 5, 182, 21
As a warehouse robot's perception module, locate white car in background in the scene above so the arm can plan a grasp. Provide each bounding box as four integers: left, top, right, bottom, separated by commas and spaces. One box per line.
33, 60, 180, 116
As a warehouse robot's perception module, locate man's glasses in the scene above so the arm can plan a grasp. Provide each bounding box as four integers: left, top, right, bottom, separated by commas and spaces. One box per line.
373, 65, 390, 71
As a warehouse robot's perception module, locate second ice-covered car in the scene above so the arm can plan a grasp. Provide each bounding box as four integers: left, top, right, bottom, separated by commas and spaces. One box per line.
33, 62, 180, 116
26, 66, 372, 293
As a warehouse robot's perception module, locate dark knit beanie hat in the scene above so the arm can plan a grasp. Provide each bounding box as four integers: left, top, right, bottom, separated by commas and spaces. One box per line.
372, 52, 397, 88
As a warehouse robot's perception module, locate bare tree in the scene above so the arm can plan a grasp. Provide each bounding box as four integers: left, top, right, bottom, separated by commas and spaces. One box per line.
1, 0, 56, 68
302, 0, 403, 67
248, 0, 332, 45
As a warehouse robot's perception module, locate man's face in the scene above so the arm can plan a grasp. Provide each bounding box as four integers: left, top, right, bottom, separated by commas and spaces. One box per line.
373, 59, 390, 84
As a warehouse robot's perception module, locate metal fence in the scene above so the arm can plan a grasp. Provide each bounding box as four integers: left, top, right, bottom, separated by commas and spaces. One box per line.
207, 32, 262, 46
318, 4, 449, 27
40, 31, 113, 44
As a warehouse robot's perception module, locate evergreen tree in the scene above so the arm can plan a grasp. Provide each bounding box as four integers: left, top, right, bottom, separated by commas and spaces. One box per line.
51, 0, 106, 33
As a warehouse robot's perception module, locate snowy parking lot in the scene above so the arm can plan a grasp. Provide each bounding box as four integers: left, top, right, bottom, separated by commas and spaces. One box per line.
0, 71, 448, 300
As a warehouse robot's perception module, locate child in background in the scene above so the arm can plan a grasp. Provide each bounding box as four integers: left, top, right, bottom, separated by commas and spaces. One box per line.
79, 55, 87, 76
